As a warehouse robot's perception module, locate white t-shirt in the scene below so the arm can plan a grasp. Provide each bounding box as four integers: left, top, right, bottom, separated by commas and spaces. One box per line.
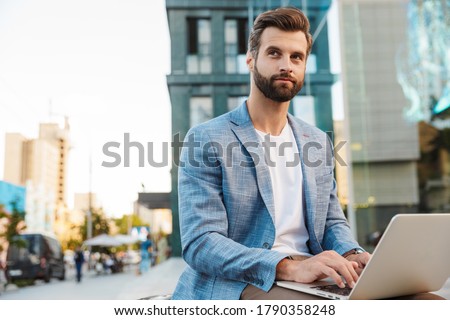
255, 123, 311, 256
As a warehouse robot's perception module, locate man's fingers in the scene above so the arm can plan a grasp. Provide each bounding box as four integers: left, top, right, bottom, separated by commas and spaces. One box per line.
349, 261, 359, 279
322, 267, 346, 288
359, 252, 371, 266
295, 251, 366, 287
328, 258, 359, 288
346, 262, 359, 286
337, 264, 356, 288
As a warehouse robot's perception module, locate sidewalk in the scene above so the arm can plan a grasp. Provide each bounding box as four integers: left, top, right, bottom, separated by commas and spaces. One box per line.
0, 257, 187, 300
116, 257, 186, 299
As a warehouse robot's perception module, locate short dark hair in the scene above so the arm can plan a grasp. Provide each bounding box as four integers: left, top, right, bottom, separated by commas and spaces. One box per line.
248, 7, 313, 58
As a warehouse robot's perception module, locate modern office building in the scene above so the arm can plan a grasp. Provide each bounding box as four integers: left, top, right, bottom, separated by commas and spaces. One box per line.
338, 0, 444, 248
135, 192, 172, 237
0, 180, 26, 263
74, 192, 100, 212
38, 120, 71, 208
4, 120, 70, 208
0, 180, 26, 213
2, 133, 28, 188
3, 119, 71, 237
166, 0, 337, 255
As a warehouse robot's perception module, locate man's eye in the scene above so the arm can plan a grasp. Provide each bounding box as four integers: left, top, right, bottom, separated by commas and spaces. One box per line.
268, 51, 279, 56
292, 54, 302, 60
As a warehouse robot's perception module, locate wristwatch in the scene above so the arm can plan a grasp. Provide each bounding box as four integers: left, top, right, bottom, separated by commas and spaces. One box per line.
342, 248, 364, 258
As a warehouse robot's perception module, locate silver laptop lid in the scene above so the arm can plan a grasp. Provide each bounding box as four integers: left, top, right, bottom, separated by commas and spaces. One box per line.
349, 213, 450, 299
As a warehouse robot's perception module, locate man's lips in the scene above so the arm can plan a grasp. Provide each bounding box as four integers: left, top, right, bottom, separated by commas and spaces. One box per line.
274, 77, 295, 83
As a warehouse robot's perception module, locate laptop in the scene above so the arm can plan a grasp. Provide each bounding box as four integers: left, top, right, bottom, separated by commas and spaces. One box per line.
276, 213, 450, 299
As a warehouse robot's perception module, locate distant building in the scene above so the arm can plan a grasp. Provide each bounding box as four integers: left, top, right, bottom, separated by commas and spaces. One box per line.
23, 180, 55, 234
74, 192, 99, 212
166, 0, 337, 256
0, 180, 26, 213
2, 133, 27, 187
70, 192, 98, 228
135, 193, 172, 236
38, 121, 71, 207
0, 180, 27, 263
338, 0, 420, 245
3, 119, 71, 238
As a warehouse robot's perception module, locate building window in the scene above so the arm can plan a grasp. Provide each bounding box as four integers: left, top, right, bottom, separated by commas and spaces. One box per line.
227, 96, 247, 111
293, 96, 316, 126
225, 19, 248, 74
187, 18, 212, 74
306, 54, 317, 74
190, 97, 213, 127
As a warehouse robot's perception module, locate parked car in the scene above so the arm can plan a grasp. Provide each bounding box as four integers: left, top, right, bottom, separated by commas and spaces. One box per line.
5, 233, 66, 283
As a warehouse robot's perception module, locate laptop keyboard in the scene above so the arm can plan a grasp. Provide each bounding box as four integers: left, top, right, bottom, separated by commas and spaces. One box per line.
311, 284, 352, 296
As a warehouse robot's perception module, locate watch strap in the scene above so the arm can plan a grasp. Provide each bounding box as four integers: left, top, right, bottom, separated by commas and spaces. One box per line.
342, 248, 364, 258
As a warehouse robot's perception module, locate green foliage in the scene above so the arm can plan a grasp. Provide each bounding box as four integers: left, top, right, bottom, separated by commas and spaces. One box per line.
113, 214, 145, 235
79, 207, 110, 241
111, 214, 146, 251
0, 202, 27, 253
11, 279, 35, 287
65, 237, 83, 251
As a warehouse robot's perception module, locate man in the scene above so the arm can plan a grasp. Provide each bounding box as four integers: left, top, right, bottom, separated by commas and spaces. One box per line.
74, 246, 85, 283
172, 7, 369, 300
139, 234, 153, 274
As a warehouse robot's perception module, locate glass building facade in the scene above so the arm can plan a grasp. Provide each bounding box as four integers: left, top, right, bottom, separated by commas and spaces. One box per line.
166, 0, 336, 256
0, 180, 26, 213
337, 0, 449, 249
166, 0, 449, 255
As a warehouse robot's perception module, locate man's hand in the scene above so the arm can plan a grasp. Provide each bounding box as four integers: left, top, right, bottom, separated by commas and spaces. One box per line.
276, 251, 360, 289
345, 252, 371, 275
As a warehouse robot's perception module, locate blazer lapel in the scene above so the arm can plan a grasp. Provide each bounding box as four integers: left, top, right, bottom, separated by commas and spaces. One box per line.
229, 103, 276, 223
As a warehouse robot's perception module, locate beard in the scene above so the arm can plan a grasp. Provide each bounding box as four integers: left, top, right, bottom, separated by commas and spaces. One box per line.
253, 64, 304, 102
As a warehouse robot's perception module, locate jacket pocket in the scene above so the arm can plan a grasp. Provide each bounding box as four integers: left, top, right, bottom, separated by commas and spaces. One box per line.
315, 170, 333, 185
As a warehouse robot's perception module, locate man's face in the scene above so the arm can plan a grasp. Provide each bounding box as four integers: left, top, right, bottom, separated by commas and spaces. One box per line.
249, 27, 308, 102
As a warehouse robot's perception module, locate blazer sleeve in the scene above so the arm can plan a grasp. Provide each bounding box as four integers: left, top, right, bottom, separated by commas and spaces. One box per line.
178, 127, 287, 292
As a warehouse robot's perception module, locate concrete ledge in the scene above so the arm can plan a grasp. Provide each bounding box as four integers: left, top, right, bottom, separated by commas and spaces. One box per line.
140, 294, 172, 300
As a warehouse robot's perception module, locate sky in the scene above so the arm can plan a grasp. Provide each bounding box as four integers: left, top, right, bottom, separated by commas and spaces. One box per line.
0, 0, 172, 217
0, 0, 344, 218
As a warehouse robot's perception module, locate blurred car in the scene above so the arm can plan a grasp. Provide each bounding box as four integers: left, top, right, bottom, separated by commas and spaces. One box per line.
6, 233, 66, 283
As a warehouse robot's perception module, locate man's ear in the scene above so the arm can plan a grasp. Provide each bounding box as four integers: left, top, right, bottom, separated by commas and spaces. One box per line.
246, 51, 254, 71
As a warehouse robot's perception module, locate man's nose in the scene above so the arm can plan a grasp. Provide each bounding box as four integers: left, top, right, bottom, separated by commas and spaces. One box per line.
279, 56, 293, 74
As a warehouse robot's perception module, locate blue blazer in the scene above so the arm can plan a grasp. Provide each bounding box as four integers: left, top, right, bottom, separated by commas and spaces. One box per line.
172, 103, 361, 300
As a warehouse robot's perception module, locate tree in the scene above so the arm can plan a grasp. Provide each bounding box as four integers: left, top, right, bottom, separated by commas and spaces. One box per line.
0, 202, 27, 254
113, 214, 145, 235
80, 207, 110, 241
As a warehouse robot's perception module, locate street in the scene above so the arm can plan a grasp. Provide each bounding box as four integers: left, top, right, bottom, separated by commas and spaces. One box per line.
0, 258, 186, 300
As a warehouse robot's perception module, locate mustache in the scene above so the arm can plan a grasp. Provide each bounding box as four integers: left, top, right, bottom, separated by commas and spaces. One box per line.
271, 73, 296, 83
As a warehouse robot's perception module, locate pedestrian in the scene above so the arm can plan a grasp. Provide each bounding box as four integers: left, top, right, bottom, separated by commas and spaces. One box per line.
138, 234, 152, 274
156, 234, 169, 264
74, 246, 85, 282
